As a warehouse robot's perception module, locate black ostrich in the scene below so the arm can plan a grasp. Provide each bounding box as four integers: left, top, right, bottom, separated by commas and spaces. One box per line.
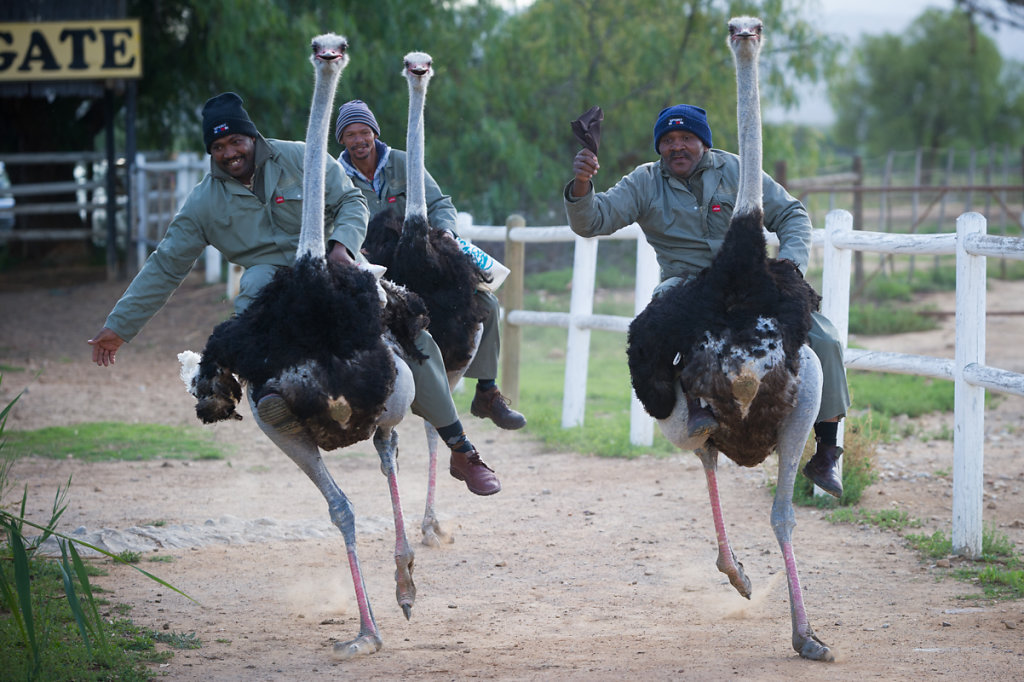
180, 33, 427, 660
626, 17, 833, 662
361, 52, 491, 547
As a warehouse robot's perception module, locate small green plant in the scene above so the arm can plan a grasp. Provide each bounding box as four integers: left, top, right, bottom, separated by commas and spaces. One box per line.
906, 524, 1024, 600
116, 550, 142, 564
826, 508, 923, 531
154, 630, 203, 649
905, 529, 952, 558
0, 377, 196, 679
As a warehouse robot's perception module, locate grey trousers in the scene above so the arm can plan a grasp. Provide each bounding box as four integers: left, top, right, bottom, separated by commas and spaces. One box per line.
462, 289, 500, 382
652, 276, 850, 423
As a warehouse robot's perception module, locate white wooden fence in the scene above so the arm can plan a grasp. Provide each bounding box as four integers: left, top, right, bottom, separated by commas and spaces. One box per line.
130, 158, 1024, 558
462, 210, 1024, 559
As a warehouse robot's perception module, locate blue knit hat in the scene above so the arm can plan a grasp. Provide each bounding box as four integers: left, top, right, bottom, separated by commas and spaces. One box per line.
335, 100, 380, 144
653, 104, 712, 152
201, 92, 259, 152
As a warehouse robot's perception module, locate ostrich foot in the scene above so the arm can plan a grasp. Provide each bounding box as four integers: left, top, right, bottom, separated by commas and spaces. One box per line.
421, 515, 454, 547
395, 554, 416, 619
795, 629, 834, 662
716, 550, 752, 599
331, 633, 383, 660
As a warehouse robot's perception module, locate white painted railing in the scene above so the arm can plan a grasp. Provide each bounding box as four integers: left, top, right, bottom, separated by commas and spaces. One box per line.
462, 210, 1024, 559
823, 209, 1024, 558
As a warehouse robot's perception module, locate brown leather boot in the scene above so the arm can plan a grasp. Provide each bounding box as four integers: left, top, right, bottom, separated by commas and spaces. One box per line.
470, 385, 526, 430
450, 448, 501, 496
803, 443, 844, 498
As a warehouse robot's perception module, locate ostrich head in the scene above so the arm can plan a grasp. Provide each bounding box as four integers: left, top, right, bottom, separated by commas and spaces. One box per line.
403, 51, 434, 92
310, 33, 350, 73
727, 15, 763, 57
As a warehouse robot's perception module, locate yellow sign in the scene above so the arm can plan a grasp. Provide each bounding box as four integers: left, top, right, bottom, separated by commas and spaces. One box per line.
0, 19, 142, 82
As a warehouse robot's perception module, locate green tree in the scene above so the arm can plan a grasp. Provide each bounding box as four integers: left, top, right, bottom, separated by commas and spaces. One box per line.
445, 0, 837, 224
829, 8, 1024, 166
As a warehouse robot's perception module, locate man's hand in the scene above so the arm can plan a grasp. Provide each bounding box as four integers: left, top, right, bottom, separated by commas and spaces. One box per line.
88, 327, 125, 367
328, 242, 355, 267
571, 149, 600, 198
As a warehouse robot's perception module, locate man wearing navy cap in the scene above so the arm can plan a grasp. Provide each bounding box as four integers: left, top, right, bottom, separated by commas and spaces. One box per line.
564, 104, 850, 497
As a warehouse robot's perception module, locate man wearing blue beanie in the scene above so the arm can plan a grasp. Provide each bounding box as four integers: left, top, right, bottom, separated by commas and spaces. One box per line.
564, 104, 850, 498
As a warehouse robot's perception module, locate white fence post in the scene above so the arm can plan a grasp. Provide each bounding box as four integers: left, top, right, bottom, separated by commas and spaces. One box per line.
821, 210, 853, 495
134, 152, 149, 270
630, 236, 659, 445
953, 212, 987, 559
562, 235, 598, 428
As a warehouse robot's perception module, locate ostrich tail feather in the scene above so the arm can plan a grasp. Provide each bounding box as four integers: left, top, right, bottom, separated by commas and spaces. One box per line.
177, 350, 202, 396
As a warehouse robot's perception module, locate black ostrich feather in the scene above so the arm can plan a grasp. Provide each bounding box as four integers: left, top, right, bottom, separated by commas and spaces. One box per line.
364, 208, 490, 371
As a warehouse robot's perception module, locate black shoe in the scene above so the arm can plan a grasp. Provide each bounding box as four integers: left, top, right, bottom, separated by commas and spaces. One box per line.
803, 444, 844, 498
471, 386, 527, 430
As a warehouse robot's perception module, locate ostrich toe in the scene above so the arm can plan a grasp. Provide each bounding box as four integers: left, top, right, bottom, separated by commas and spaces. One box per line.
421, 515, 454, 547
796, 630, 834, 662
331, 634, 383, 660
716, 550, 752, 599
395, 555, 416, 619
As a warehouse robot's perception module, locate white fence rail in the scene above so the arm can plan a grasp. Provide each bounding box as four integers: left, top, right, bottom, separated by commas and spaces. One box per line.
463, 210, 1024, 559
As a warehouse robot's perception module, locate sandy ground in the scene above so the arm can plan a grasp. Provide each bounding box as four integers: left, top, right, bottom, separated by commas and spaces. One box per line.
1, 270, 1023, 681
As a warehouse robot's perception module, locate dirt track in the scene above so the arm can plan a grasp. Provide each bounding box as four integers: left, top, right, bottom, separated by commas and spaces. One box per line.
1, 271, 1023, 681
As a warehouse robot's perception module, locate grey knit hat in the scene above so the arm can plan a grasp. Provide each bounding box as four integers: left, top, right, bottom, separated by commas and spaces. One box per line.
335, 100, 380, 144
201, 92, 259, 152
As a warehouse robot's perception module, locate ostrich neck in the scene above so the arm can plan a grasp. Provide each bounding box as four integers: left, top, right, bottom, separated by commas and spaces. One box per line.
734, 52, 763, 215
406, 84, 428, 220
297, 65, 342, 259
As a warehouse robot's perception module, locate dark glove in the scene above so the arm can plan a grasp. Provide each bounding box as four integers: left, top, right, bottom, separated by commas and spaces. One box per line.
571, 105, 603, 154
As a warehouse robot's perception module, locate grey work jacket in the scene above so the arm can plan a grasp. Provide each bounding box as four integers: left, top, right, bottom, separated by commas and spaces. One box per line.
105, 136, 368, 341
564, 149, 811, 281
340, 143, 458, 233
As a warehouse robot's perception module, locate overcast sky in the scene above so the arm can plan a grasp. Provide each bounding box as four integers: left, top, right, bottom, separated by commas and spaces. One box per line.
769, 0, 1024, 125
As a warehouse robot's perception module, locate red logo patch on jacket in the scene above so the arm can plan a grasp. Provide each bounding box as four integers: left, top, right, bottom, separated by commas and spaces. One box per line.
711, 204, 722, 213
387, 196, 397, 203
275, 196, 285, 204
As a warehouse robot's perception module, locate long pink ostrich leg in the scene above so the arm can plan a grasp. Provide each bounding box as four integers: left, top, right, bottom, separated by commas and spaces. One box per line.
251, 402, 383, 659
697, 446, 752, 598
375, 427, 416, 615
771, 346, 833, 661
422, 425, 455, 546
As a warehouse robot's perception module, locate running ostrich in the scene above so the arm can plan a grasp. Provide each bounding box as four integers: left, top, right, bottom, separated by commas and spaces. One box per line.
361, 52, 490, 547
182, 33, 426, 660
626, 17, 833, 661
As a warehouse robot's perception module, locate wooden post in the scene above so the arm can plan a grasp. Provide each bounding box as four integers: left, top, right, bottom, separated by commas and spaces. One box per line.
953, 212, 987, 559
500, 214, 526, 406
